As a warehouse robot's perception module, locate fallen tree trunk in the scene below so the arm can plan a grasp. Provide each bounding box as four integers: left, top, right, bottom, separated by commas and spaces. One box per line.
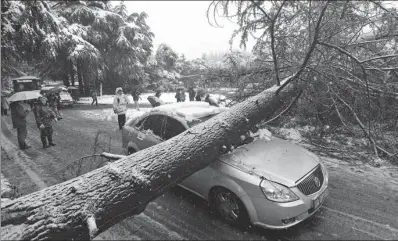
1, 77, 301, 240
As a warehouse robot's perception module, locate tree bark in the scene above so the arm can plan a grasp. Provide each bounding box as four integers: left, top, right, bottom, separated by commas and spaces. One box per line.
1, 77, 301, 241
77, 62, 83, 96
70, 63, 75, 87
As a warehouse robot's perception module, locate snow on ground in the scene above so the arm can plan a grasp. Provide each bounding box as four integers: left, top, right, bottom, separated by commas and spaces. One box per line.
77, 92, 229, 106
79, 108, 149, 122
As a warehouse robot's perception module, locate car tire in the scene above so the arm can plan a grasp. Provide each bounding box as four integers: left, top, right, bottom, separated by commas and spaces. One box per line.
211, 187, 250, 228
127, 147, 136, 155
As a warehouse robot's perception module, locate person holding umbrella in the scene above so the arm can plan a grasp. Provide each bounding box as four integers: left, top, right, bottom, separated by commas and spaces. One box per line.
33, 96, 57, 148
8, 91, 41, 150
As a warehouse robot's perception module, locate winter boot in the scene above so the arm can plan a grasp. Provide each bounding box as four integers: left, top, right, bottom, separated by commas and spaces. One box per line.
48, 134, 55, 146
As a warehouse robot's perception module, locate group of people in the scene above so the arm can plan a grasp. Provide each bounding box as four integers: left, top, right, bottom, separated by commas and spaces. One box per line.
8, 94, 61, 150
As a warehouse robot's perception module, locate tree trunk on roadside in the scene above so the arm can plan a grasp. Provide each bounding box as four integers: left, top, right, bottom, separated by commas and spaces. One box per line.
1, 77, 301, 240
82, 62, 90, 96
63, 72, 70, 87
77, 62, 83, 96
70, 63, 75, 87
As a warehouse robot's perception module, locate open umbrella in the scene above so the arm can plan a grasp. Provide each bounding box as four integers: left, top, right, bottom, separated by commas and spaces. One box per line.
42, 86, 64, 96
8, 91, 42, 102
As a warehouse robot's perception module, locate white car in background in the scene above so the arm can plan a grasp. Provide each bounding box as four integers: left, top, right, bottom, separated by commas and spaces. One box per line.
40, 86, 74, 107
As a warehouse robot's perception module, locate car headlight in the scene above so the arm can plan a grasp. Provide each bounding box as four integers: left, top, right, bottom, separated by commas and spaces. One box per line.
260, 179, 299, 203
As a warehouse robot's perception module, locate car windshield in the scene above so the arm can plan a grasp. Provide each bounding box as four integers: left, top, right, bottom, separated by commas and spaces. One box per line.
186, 113, 255, 152
186, 114, 216, 128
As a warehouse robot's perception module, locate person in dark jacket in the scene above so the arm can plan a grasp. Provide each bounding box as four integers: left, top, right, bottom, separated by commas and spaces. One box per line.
188, 87, 196, 101
10, 100, 31, 150
91, 90, 98, 106
195, 88, 206, 101
155, 90, 162, 98
33, 96, 57, 148
48, 93, 62, 120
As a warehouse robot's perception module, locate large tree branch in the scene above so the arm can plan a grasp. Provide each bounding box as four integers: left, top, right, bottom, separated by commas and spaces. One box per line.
318, 41, 374, 139
1, 77, 301, 240
263, 89, 303, 125
360, 54, 398, 64
269, 0, 286, 86
364, 67, 398, 71
333, 90, 378, 156
276, 1, 330, 93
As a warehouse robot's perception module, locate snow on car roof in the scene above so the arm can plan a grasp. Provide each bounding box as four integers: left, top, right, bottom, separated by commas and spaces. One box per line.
151, 102, 229, 122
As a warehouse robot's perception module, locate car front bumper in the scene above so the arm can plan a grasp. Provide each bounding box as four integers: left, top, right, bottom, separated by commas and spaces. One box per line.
248, 166, 329, 229
60, 101, 73, 106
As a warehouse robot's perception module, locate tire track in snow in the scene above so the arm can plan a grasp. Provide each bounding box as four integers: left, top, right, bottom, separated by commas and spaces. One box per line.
320, 206, 398, 240
0, 132, 48, 190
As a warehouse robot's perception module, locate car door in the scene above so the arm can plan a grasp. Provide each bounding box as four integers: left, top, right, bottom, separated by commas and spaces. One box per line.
135, 114, 166, 150
162, 116, 214, 198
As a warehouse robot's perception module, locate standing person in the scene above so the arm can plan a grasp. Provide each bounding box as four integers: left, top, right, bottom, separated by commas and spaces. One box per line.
132, 88, 141, 110
10, 100, 31, 150
48, 93, 62, 120
195, 88, 206, 101
188, 87, 196, 101
91, 89, 98, 106
33, 96, 57, 148
113, 87, 129, 130
1, 95, 10, 115
155, 90, 162, 98
180, 88, 186, 102
175, 89, 182, 102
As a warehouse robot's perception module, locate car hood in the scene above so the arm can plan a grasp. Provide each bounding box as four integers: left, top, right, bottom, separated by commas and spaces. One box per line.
219, 138, 320, 187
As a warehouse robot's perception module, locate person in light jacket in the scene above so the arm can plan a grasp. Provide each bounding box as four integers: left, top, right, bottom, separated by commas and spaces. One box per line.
113, 87, 129, 130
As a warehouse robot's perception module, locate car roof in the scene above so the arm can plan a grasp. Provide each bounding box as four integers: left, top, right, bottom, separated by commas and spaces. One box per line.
41, 86, 68, 91
149, 102, 228, 124
11, 76, 40, 81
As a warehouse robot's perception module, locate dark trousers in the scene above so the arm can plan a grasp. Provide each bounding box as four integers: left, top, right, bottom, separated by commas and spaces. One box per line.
40, 126, 53, 146
91, 97, 98, 106
1, 108, 7, 115
16, 126, 27, 149
118, 114, 126, 130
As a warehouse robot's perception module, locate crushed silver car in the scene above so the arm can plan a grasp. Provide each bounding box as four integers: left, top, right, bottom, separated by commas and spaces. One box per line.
122, 102, 329, 229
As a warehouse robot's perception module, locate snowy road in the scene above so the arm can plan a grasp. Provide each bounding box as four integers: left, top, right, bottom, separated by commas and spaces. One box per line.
1, 104, 398, 240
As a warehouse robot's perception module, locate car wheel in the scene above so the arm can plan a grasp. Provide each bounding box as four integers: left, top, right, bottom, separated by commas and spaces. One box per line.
128, 147, 136, 155
211, 187, 250, 227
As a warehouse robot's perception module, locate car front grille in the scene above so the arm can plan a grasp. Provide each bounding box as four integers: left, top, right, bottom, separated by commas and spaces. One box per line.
297, 165, 324, 195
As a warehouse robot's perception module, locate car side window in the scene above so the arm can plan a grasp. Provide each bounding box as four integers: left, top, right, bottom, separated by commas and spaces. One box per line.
163, 117, 186, 140
134, 117, 147, 128
141, 114, 165, 138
